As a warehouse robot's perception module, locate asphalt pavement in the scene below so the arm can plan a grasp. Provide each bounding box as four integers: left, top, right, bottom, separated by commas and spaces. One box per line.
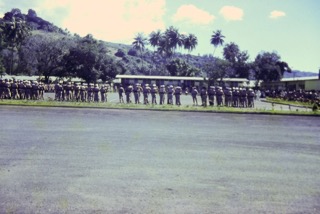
0, 106, 319, 213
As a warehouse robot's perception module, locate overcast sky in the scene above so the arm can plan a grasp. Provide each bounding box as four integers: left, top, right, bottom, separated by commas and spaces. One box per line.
1, 0, 319, 73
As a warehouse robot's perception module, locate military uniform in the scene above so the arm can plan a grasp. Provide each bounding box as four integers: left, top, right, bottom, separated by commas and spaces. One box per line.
174, 86, 182, 106
239, 88, 247, 108
118, 85, 125, 103
65, 82, 72, 101
216, 87, 224, 106
151, 84, 158, 105
87, 83, 94, 102
247, 89, 255, 108
224, 88, 232, 107
167, 85, 174, 105
93, 84, 100, 102
191, 87, 198, 105
143, 84, 151, 104
38, 82, 45, 100
159, 85, 166, 105
74, 83, 81, 102
4, 79, 11, 99
80, 83, 87, 102
100, 85, 107, 102
10, 80, 19, 99
208, 86, 215, 106
133, 83, 142, 104
232, 88, 239, 107
25, 81, 32, 100
200, 87, 207, 107
125, 85, 133, 103
19, 80, 26, 100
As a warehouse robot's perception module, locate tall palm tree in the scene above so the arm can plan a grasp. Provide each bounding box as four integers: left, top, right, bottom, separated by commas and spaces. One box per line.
183, 34, 198, 62
132, 33, 148, 68
210, 30, 225, 57
149, 30, 162, 52
165, 26, 183, 56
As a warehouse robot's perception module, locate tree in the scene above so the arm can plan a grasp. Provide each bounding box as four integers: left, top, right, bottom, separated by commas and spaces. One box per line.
132, 33, 148, 68
253, 52, 291, 84
166, 58, 201, 77
149, 30, 162, 51
204, 58, 232, 85
210, 30, 225, 56
0, 11, 30, 74
223, 42, 250, 78
165, 26, 184, 55
183, 34, 198, 62
20, 32, 74, 82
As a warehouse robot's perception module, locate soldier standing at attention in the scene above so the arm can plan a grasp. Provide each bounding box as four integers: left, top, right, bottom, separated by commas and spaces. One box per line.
133, 83, 141, 104
174, 85, 182, 106
100, 85, 106, 103
10, 79, 19, 99
65, 82, 72, 101
232, 88, 239, 107
247, 89, 255, 108
167, 85, 174, 105
87, 83, 94, 102
118, 84, 125, 103
159, 85, 166, 105
0, 79, 4, 99
151, 84, 158, 105
19, 80, 26, 100
224, 87, 232, 107
191, 86, 198, 106
93, 84, 100, 102
25, 81, 32, 100
208, 86, 215, 106
80, 83, 86, 102
4, 79, 11, 99
216, 87, 224, 106
200, 86, 207, 107
125, 84, 133, 103
143, 84, 151, 104
74, 83, 80, 102
38, 82, 45, 100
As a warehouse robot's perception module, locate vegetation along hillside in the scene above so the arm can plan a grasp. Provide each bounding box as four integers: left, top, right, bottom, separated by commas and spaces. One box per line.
0, 8, 315, 84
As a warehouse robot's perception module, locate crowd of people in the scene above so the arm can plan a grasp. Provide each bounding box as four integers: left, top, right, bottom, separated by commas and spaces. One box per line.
117, 83, 256, 108
265, 89, 319, 105
2, 77, 319, 108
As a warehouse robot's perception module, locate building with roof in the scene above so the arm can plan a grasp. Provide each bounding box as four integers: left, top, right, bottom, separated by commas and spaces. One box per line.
115, 75, 251, 89
261, 76, 320, 91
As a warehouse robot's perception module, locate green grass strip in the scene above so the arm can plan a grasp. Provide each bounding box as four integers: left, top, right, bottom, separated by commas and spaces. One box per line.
0, 99, 319, 116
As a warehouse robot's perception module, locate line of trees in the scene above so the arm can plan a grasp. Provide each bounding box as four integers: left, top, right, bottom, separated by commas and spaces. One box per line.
0, 8, 292, 85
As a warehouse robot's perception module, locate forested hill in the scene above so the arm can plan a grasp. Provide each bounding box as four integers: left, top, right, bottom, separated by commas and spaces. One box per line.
0, 8, 317, 84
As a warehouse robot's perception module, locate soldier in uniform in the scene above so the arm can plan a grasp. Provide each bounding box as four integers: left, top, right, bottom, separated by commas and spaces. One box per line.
19, 80, 26, 100
10, 79, 19, 99
65, 82, 72, 101
0, 79, 4, 99
56, 82, 63, 101
93, 84, 100, 102
200, 86, 207, 107
143, 84, 151, 104
118, 84, 125, 103
151, 84, 158, 105
4, 79, 11, 99
100, 84, 107, 103
247, 88, 255, 108
32, 81, 39, 100
25, 81, 32, 100
216, 87, 224, 106
191, 86, 198, 106
125, 84, 133, 103
87, 83, 94, 102
38, 82, 45, 100
167, 85, 174, 105
159, 85, 166, 105
208, 86, 215, 106
80, 83, 87, 102
174, 85, 182, 106
133, 83, 141, 104
224, 87, 232, 107
239, 88, 248, 108
74, 82, 81, 102
232, 88, 239, 107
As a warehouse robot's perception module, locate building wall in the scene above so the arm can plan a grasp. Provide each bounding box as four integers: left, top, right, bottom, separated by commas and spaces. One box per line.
305, 80, 320, 90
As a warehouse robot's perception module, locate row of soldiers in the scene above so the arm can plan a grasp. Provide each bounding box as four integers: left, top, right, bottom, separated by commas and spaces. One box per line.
54, 82, 110, 102
118, 83, 255, 108
0, 79, 45, 100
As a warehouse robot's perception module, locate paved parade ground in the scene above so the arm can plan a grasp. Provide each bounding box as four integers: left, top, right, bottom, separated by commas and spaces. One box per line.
0, 106, 319, 213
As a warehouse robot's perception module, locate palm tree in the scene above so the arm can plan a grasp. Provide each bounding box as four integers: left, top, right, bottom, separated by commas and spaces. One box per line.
210, 30, 225, 57
149, 30, 162, 52
132, 33, 148, 68
165, 26, 183, 56
183, 34, 198, 62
